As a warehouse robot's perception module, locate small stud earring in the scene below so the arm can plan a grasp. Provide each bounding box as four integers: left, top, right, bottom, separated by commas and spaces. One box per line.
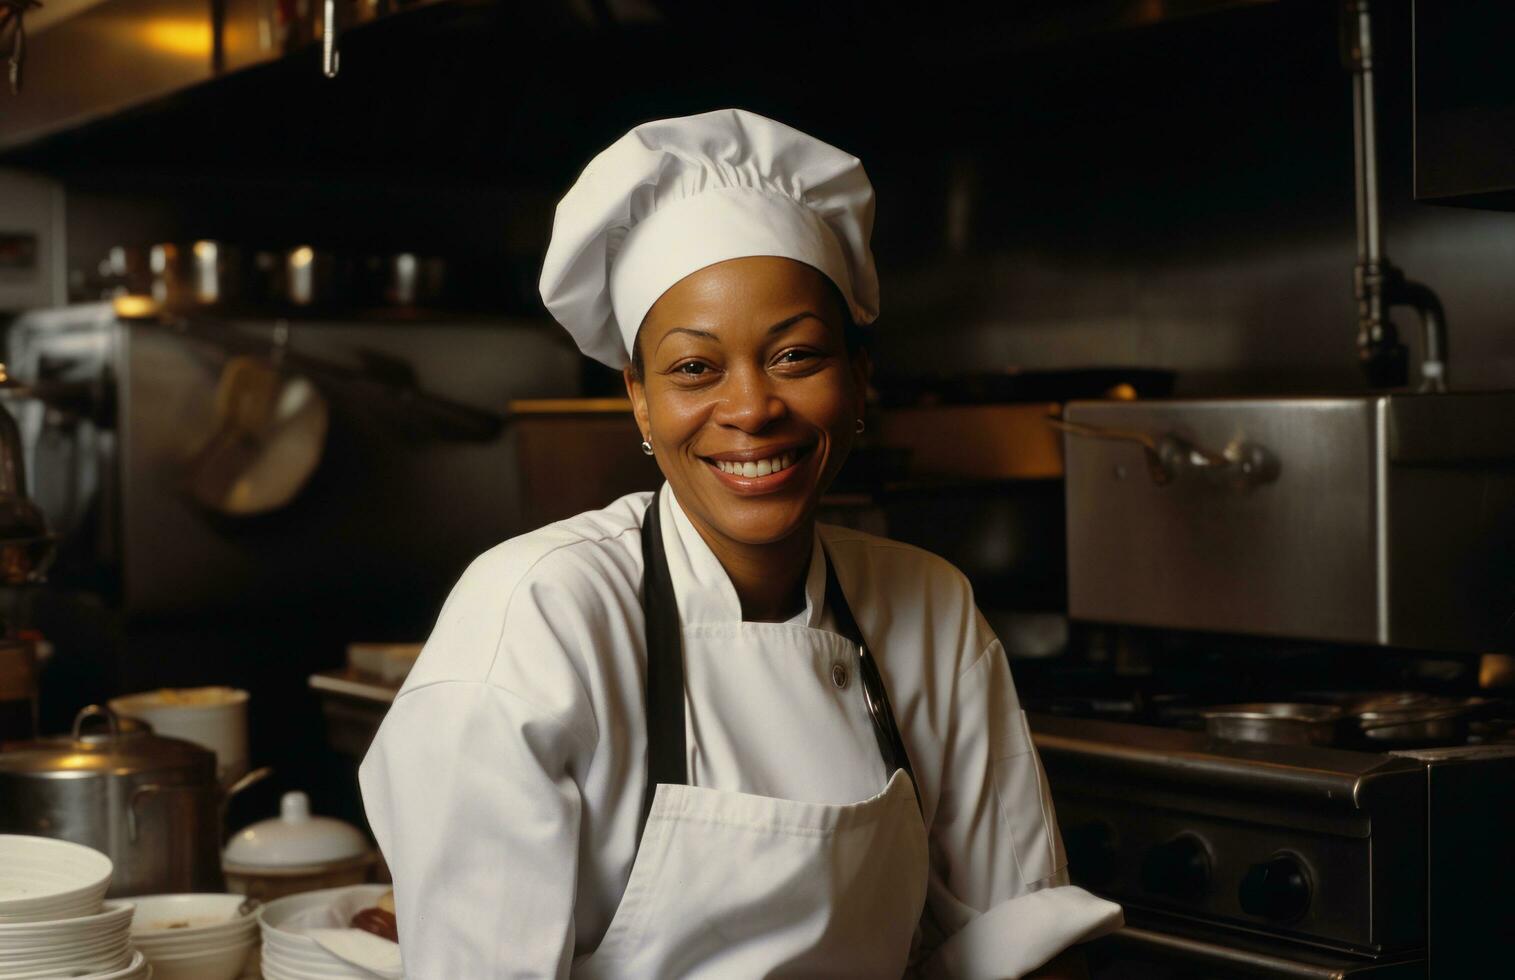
854, 418, 866, 435
640, 438, 655, 456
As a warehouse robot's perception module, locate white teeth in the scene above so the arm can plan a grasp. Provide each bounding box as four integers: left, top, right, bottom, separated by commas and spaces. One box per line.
714, 451, 798, 477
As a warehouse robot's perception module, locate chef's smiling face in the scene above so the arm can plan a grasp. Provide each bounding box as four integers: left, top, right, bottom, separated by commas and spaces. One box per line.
625, 256, 868, 549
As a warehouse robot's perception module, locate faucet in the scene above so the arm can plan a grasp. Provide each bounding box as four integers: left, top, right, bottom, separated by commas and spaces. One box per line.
1342, 0, 1449, 393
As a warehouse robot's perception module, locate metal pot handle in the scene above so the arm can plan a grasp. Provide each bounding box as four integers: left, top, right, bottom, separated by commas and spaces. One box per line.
72, 704, 119, 742
127, 782, 159, 843
128, 766, 274, 845
219, 765, 274, 844
224, 765, 274, 800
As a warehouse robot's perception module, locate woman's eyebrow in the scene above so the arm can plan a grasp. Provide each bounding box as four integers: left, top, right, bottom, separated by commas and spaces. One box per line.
767, 312, 822, 336
654, 312, 822, 355
655, 327, 719, 354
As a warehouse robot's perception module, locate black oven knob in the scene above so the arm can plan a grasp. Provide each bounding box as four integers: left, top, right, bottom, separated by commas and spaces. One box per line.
1140, 833, 1211, 900
1063, 820, 1116, 888
1239, 854, 1312, 922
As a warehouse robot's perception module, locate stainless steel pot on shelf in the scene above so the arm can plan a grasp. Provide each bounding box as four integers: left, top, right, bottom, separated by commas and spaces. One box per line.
0, 705, 269, 896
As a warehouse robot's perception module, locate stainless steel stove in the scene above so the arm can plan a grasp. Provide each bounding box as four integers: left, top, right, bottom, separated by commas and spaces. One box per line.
1030, 712, 1514, 978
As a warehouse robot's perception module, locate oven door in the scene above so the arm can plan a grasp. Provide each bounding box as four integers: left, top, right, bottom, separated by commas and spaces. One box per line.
1088, 916, 1426, 979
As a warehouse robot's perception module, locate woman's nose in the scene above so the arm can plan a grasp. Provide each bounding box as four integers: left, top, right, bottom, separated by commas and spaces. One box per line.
714, 369, 785, 432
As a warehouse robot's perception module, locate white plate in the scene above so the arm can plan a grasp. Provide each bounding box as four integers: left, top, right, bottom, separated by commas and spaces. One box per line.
133, 926, 257, 956
72, 950, 151, 980
125, 894, 257, 940
139, 940, 252, 980
258, 885, 388, 949
257, 885, 392, 980
99, 952, 151, 980
0, 926, 128, 956
0, 948, 131, 980
0, 901, 133, 947
259, 951, 366, 980
0, 837, 113, 922
259, 943, 339, 969
0, 936, 128, 969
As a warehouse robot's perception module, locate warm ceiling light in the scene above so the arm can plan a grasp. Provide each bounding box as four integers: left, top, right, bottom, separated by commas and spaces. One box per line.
112, 295, 161, 320
141, 19, 213, 59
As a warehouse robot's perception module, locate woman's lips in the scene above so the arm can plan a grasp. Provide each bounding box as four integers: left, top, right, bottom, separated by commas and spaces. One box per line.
702, 446, 812, 494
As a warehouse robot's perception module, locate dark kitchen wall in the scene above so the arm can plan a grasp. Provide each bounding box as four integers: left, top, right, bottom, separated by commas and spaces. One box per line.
31, 0, 1514, 397
864, 0, 1515, 394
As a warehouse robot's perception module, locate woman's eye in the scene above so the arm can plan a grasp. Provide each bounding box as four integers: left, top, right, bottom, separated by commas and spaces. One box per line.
777, 349, 816, 365
674, 361, 710, 377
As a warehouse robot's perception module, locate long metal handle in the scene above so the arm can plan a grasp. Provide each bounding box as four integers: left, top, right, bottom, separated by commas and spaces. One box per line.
322, 0, 340, 78
1050, 418, 1278, 490
1102, 925, 1363, 977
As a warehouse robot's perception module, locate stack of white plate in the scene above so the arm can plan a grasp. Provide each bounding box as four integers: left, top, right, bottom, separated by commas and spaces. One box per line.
0, 904, 144, 979
258, 885, 394, 980
0, 835, 113, 924
0, 835, 149, 979
127, 894, 257, 980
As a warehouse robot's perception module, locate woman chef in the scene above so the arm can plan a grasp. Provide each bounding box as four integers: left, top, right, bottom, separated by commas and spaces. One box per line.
360, 108, 1122, 978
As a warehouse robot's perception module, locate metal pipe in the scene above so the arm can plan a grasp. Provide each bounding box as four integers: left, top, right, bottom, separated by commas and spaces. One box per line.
1351, 1, 1382, 269
1344, 0, 1404, 388
1342, 0, 1449, 392
1400, 278, 1449, 393
322, 0, 340, 78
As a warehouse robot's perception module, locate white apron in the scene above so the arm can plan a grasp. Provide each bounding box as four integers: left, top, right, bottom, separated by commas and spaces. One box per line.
575, 488, 930, 978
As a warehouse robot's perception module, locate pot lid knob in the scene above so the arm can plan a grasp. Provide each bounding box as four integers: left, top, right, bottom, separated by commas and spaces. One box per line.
281, 790, 311, 823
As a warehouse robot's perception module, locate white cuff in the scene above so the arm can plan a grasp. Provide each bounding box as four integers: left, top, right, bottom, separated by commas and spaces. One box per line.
923, 886, 1123, 980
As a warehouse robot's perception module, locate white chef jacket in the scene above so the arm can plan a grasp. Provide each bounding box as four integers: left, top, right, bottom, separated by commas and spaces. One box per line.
359, 486, 1121, 977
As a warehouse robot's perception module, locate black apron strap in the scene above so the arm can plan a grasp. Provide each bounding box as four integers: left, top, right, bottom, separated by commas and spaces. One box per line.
636, 490, 921, 849
822, 548, 921, 810
638, 487, 688, 842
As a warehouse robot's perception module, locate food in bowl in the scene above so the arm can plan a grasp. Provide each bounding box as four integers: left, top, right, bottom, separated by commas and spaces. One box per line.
349, 889, 398, 942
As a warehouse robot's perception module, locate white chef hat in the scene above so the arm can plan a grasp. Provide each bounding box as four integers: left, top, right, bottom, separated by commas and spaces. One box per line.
539, 108, 879, 368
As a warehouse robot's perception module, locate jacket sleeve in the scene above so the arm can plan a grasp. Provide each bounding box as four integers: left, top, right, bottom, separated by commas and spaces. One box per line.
920, 635, 1123, 979
360, 681, 587, 979
359, 551, 601, 980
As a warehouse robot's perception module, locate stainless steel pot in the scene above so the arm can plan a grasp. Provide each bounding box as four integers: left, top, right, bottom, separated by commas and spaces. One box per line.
1201, 703, 1345, 746
0, 705, 269, 897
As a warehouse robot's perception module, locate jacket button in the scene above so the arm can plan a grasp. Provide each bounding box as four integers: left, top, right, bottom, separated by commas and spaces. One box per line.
831, 663, 849, 689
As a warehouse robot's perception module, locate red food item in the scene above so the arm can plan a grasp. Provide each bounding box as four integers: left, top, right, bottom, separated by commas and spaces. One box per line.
349, 907, 398, 943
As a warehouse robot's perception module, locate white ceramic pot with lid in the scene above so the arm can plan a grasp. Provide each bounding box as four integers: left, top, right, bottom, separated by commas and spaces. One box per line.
222, 791, 378, 902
